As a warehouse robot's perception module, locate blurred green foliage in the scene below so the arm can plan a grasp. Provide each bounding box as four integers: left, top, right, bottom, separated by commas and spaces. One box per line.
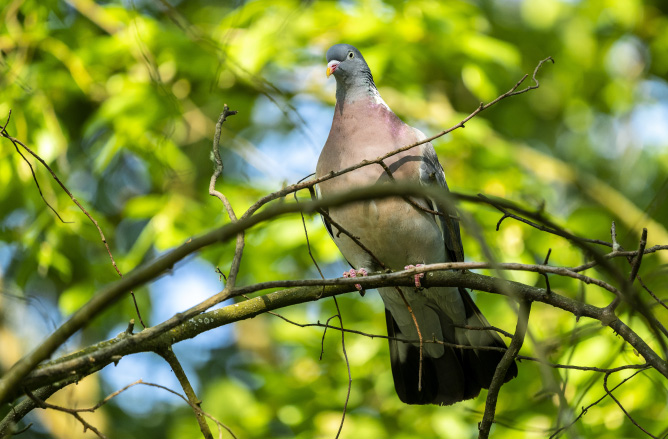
1, 0, 667, 438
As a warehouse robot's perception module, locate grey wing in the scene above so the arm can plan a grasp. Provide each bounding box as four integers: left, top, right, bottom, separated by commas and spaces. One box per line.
415, 129, 464, 263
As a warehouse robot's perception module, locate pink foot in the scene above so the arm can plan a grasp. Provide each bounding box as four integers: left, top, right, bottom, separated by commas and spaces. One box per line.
404, 264, 425, 287
343, 268, 368, 291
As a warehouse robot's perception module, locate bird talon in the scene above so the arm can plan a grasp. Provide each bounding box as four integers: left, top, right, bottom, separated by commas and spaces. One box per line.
404, 264, 425, 288
343, 268, 367, 291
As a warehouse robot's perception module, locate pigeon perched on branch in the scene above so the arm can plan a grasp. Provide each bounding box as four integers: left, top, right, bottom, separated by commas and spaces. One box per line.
316, 43, 517, 405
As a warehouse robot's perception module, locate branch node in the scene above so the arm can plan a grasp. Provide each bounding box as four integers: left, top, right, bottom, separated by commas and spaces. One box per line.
600, 307, 619, 326
216, 267, 227, 282
125, 319, 135, 335
611, 221, 621, 252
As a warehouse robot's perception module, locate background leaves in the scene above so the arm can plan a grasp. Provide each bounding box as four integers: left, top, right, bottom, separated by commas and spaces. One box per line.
1, 0, 667, 438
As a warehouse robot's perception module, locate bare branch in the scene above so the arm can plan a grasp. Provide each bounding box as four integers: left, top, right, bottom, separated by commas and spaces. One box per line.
479, 193, 616, 251
268, 313, 650, 373
135, 381, 237, 439
331, 297, 351, 439
2, 112, 146, 328
542, 248, 552, 294
5, 135, 70, 223
317, 207, 388, 271
209, 105, 243, 288
14, 262, 667, 403
25, 389, 107, 438
549, 366, 650, 438
294, 190, 352, 438
638, 276, 668, 311
395, 285, 425, 390
570, 245, 668, 272
629, 228, 648, 283
603, 370, 658, 438
157, 347, 213, 439
479, 300, 531, 439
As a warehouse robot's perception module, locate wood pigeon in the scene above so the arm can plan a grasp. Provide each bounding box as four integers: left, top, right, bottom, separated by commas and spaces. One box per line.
315, 43, 517, 405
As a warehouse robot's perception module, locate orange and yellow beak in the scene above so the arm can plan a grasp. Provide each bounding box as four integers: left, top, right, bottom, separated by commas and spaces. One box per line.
326, 60, 340, 77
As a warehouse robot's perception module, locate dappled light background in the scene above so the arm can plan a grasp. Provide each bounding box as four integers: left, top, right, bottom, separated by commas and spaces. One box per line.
1, 0, 667, 438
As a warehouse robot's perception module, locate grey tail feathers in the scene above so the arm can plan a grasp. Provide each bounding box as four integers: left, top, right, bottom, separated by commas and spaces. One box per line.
386, 287, 517, 405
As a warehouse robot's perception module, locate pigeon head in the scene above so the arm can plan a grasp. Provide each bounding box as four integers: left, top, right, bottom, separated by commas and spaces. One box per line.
326, 44, 377, 96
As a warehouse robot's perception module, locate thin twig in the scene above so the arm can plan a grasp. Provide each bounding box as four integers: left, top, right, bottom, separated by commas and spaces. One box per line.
603, 370, 658, 438
138, 381, 237, 439
629, 228, 648, 283
395, 286, 424, 391
25, 380, 235, 439
638, 276, 668, 311
455, 324, 514, 339
8, 422, 33, 435
295, 188, 351, 438
478, 300, 531, 439
2, 109, 12, 131
317, 207, 387, 270
7, 138, 70, 223
378, 159, 449, 219
267, 312, 651, 374
605, 227, 668, 351
481, 193, 612, 248
319, 315, 338, 361
209, 105, 243, 288
2, 114, 146, 328
549, 366, 650, 438
542, 248, 552, 294
570, 246, 668, 272
25, 388, 107, 438
332, 296, 351, 439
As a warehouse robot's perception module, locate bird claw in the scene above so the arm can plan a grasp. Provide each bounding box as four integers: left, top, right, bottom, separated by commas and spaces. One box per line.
343, 268, 368, 291
404, 264, 425, 288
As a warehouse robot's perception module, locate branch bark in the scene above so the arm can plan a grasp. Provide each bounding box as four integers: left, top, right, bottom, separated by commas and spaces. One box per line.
9, 265, 667, 401
478, 300, 531, 439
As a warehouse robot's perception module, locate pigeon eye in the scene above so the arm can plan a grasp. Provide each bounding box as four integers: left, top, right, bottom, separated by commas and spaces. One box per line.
348, 51, 354, 59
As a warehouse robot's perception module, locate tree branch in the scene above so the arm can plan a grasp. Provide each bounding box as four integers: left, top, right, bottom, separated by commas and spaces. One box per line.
2, 113, 146, 328
10, 265, 667, 403
156, 347, 213, 439
478, 300, 532, 439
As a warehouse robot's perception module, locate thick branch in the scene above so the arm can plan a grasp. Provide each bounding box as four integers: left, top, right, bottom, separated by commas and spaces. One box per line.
13, 267, 667, 401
